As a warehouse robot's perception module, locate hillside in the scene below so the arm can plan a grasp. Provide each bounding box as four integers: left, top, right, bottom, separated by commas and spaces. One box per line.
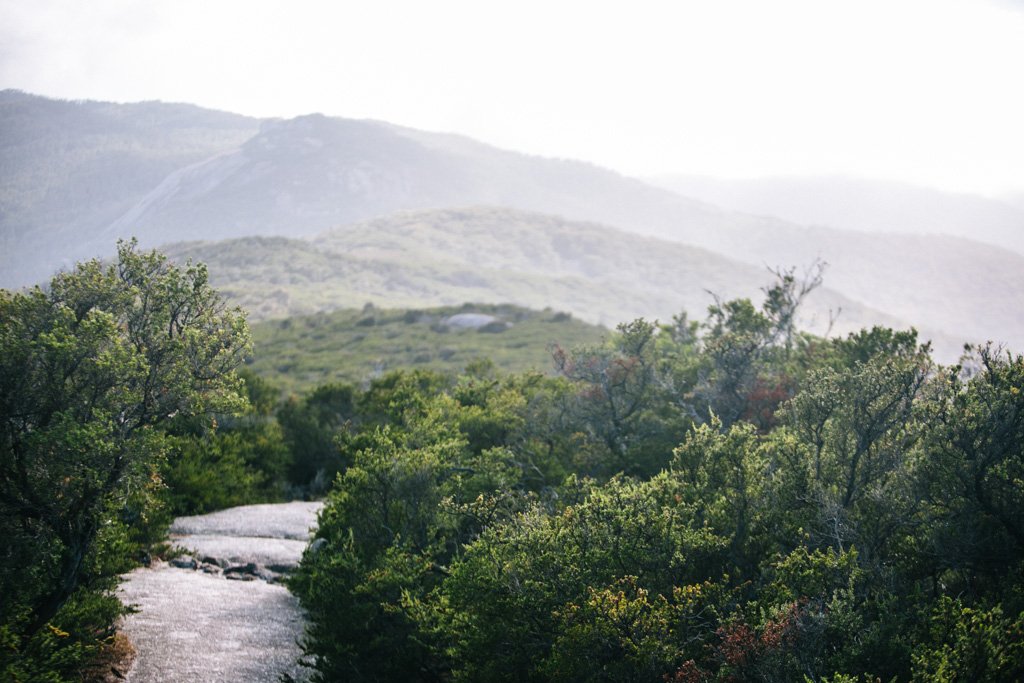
648, 174, 1024, 254
162, 209, 773, 329
0, 90, 259, 286
3, 93, 1021, 359
100, 112, 724, 249
247, 303, 607, 395
165, 207, 962, 358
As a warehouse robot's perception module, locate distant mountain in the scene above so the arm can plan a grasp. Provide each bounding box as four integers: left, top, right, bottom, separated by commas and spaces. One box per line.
163, 206, 963, 358
101, 112, 727, 249
0, 90, 259, 286
647, 174, 1024, 254
3, 93, 1021, 358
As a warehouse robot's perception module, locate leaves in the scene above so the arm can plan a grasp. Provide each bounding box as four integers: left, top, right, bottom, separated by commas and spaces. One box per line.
0, 241, 250, 677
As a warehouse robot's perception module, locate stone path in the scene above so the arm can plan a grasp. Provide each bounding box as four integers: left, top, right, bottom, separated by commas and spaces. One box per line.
118, 502, 322, 682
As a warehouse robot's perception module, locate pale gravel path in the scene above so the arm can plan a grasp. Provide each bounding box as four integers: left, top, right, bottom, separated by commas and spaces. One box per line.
118, 502, 323, 682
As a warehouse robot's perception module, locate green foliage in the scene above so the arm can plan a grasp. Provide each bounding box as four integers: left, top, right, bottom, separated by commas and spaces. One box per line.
289, 371, 549, 682
553, 319, 688, 477
542, 577, 691, 683
161, 426, 286, 515
278, 382, 358, 494
911, 597, 1024, 682
915, 346, 1024, 594
284, 280, 1024, 682
249, 302, 606, 395
159, 368, 291, 514
691, 263, 825, 430
0, 241, 250, 678
784, 349, 930, 561
671, 421, 771, 577
437, 475, 731, 682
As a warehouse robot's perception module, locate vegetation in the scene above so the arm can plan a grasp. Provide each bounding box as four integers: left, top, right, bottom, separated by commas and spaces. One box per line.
3, 238, 1023, 681
159, 369, 291, 514
0, 242, 250, 680
248, 303, 606, 395
162, 207, 777, 329
288, 271, 1024, 682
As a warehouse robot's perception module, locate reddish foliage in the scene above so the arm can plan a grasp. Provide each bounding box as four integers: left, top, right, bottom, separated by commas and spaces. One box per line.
663, 659, 709, 683
742, 375, 796, 430
713, 602, 806, 678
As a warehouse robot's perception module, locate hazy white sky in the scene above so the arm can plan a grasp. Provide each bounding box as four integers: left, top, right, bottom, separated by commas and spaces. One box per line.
2, 0, 1022, 196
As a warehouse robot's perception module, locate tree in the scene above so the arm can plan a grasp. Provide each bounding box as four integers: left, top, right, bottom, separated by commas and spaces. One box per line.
784, 346, 930, 562
692, 263, 825, 431
553, 320, 685, 477
278, 382, 358, 493
0, 240, 250, 644
916, 345, 1024, 591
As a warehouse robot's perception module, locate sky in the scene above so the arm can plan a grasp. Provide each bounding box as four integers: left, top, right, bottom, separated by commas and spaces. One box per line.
2, 0, 1023, 197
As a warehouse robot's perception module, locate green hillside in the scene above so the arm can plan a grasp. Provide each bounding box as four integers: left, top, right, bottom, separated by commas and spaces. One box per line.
248, 303, 607, 395
166, 207, 966, 358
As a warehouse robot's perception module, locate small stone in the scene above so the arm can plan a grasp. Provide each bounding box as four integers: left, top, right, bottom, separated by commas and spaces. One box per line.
200, 554, 226, 568
224, 562, 259, 576
169, 556, 197, 570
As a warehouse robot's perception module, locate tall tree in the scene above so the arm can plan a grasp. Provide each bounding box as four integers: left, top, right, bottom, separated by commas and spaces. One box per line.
0, 240, 250, 638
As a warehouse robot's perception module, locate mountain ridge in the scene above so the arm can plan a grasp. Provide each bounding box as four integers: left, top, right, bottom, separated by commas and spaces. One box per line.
161, 206, 969, 360
2, 93, 1021, 360
648, 173, 1024, 254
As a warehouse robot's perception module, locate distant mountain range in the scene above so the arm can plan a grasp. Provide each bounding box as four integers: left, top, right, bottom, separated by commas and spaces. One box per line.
0, 90, 258, 285
2, 90, 1022, 360
648, 174, 1024, 254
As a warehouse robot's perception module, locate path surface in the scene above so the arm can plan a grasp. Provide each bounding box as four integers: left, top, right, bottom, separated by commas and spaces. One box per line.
118, 502, 323, 682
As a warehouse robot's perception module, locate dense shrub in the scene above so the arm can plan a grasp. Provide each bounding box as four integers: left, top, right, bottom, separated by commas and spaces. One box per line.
290, 281, 1024, 681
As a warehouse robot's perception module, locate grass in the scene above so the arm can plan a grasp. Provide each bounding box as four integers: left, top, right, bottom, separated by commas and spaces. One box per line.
248, 302, 608, 395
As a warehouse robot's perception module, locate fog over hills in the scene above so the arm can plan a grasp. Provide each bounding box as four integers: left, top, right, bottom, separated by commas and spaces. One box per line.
649, 174, 1024, 254
102, 112, 729, 249
0, 90, 259, 285
2, 92, 1022, 359
1004, 192, 1024, 214
163, 206, 962, 358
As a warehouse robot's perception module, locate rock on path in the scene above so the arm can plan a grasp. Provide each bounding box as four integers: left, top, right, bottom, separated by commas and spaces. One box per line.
118, 501, 323, 682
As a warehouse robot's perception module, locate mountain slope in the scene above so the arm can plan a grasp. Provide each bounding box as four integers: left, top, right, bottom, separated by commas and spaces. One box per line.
648, 174, 1024, 254
0, 90, 259, 286
164, 207, 962, 357
103, 112, 723, 249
